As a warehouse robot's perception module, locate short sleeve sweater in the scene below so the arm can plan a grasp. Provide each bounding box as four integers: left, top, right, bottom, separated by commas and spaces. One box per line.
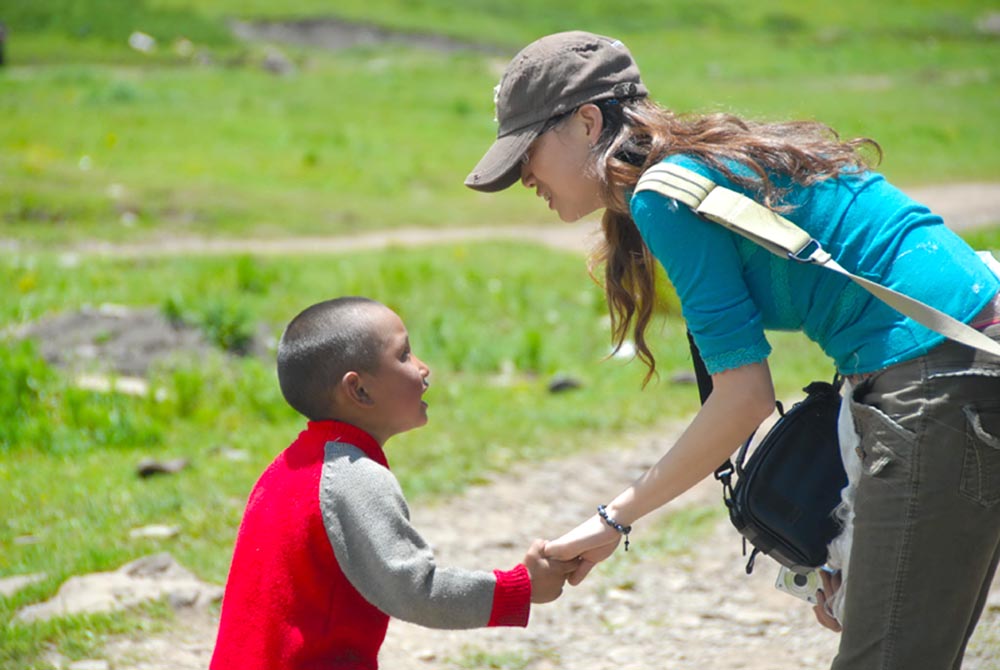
629, 154, 999, 375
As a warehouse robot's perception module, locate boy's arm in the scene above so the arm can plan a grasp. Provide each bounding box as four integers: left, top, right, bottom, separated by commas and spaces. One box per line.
320, 444, 530, 629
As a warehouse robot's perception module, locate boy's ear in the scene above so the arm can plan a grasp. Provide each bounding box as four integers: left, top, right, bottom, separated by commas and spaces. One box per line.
342, 371, 374, 407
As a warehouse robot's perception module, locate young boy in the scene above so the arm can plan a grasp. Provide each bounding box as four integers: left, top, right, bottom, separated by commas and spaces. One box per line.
210, 296, 574, 670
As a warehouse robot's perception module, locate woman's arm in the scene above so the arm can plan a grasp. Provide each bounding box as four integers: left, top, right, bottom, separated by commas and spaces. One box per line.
544, 360, 775, 583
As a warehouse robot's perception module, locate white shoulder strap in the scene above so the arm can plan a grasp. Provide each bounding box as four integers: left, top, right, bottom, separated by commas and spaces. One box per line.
635, 163, 1000, 358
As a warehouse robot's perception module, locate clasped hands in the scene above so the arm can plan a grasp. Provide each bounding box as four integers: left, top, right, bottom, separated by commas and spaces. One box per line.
523, 514, 623, 603
530, 514, 846, 637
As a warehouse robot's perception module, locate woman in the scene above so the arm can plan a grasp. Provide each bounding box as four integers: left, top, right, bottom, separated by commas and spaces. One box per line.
465, 31, 1000, 669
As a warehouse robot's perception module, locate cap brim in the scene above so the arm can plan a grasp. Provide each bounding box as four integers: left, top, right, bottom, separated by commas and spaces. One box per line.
464, 121, 544, 193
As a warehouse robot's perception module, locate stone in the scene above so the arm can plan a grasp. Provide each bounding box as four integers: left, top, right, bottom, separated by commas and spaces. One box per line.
0, 572, 46, 597
547, 375, 582, 393
129, 524, 181, 540
68, 661, 110, 670
14, 553, 222, 623
136, 458, 189, 478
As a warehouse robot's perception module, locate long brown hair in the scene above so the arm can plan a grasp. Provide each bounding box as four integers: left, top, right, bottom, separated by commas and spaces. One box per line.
586, 97, 882, 385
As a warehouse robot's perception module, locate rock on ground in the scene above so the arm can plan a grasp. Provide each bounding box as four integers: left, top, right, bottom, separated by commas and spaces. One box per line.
16, 553, 222, 624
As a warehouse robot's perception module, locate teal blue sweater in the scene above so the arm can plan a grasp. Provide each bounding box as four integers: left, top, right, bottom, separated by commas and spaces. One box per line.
630, 155, 999, 375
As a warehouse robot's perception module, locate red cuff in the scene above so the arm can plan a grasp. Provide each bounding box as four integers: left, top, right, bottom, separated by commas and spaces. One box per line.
487, 563, 531, 627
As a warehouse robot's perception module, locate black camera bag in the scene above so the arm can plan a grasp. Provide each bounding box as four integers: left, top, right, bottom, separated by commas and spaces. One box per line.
726, 380, 846, 573
687, 332, 847, 574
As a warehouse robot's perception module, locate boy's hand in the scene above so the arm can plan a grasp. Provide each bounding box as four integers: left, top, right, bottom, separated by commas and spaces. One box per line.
523, 539, 578, 604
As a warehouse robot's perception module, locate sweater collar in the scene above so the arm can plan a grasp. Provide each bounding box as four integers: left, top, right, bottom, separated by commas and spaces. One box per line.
305, 420, 388, 468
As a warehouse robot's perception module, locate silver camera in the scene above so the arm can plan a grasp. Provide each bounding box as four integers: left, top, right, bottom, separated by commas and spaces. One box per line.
774, 566, 821, 604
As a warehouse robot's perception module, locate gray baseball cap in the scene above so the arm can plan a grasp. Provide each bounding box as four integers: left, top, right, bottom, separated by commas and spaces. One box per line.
464, 31, 647, 193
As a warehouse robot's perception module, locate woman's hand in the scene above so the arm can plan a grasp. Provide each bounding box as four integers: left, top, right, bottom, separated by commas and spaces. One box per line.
543, 515, 621, 586
813, 569, 843, 632
546, 366, 777, 588
522, 539, 579, 603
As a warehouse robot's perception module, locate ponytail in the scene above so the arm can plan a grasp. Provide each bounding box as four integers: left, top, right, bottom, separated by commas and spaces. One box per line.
592, 208, 660, 386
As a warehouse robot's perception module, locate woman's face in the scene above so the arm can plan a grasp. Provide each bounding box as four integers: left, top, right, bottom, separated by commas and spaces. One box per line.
519, 106, 606, 223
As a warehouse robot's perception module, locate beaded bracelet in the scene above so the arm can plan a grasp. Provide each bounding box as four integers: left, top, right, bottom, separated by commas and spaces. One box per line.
597, 504, 631, 551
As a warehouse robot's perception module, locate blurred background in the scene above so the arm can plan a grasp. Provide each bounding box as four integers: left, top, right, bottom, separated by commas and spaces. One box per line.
2, 1, 998, 667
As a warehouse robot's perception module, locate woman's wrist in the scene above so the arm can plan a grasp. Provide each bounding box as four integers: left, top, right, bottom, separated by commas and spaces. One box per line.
597, 504, 632, 551
602, 499, 635, 527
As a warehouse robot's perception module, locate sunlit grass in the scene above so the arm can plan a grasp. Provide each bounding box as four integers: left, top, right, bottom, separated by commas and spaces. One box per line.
2, 1, 998, 667
0, 243, 829, 632
2, 1, 998, 247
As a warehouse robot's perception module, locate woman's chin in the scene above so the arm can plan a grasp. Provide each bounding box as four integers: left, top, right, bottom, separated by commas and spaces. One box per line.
557, 203, 602, 223
557, 208, 583, 223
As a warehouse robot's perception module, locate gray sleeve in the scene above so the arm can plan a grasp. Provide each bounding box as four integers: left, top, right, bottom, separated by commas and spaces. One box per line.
320, 442, 497, 629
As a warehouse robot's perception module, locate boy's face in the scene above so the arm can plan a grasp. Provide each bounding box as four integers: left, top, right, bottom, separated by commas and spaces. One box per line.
359, 307, 431, 441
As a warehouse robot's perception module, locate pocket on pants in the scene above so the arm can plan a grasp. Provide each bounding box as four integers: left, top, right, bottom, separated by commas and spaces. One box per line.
849, 399, 915, 479
959, 399, 1000, 508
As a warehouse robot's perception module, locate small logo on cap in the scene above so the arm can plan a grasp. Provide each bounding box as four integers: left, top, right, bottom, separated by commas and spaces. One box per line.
612, 82, 638, 97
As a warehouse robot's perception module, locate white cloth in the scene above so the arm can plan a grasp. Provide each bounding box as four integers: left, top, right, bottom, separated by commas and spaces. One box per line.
826, 379, 861, 625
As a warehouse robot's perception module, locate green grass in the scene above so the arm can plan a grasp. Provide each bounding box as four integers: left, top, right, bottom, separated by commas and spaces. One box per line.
2, 1, 998, 246
0, 242, 830, 668
2, 1, 998, 667
0, 599, 176, 669
962, 226, 1000, 252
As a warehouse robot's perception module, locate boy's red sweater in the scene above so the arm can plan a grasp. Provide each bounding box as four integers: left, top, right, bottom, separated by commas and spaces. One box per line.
210, 421, 530, 670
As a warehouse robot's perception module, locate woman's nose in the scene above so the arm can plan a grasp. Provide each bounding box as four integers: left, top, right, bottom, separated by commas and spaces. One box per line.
520, 163, 534, 188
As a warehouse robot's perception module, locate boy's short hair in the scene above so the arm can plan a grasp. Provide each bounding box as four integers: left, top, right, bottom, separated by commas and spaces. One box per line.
277, 297, 386, 421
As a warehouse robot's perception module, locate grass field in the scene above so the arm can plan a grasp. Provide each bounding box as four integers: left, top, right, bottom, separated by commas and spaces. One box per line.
2, 2, 999, 667
3, 1, 999, 244
0, 241, 835, 666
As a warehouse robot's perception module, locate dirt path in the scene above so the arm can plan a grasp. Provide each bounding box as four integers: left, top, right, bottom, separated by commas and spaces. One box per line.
84, 182, 998, 668
52, 182, 1000, 260
105, 422, 1000, 669
381, 427, 1000, 670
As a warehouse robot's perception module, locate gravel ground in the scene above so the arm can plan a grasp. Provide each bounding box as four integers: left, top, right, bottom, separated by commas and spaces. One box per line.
102, 420, 999, 670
